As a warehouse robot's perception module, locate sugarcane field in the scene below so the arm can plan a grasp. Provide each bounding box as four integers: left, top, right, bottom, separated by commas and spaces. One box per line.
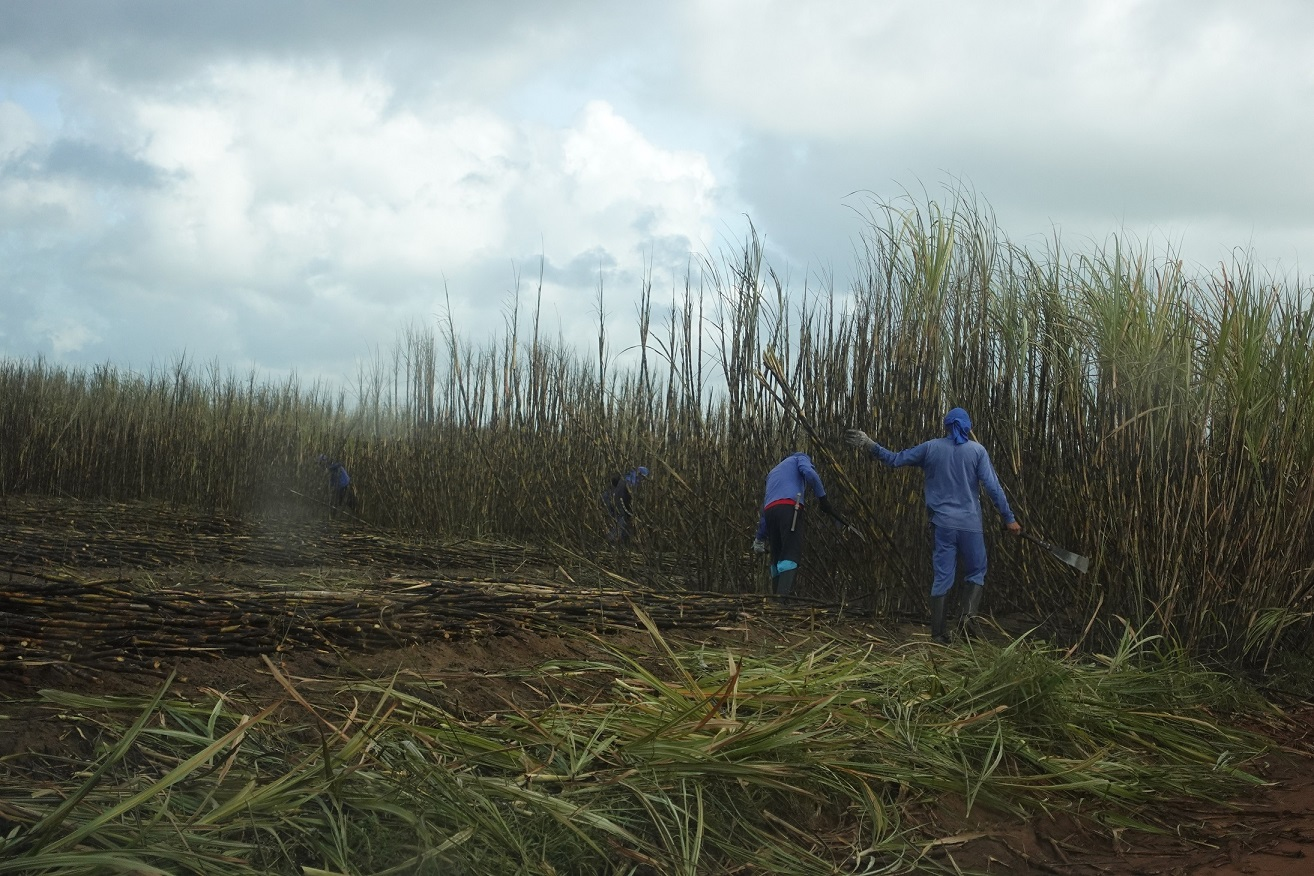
3, 200, 1314, 876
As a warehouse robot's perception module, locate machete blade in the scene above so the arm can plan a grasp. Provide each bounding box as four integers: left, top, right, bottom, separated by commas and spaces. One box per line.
1022, 532, 1090, 574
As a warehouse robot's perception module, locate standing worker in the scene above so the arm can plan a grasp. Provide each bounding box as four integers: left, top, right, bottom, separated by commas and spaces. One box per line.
752, 451, 850, 598
845, 408, 1021, 643
317, 454, 356, 515
604, 466, 649, 545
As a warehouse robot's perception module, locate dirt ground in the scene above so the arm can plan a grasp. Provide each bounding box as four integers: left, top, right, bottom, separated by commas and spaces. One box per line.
2, 621, 1312, 875
944, 717, 1314, 876
2, 497, 1312, 874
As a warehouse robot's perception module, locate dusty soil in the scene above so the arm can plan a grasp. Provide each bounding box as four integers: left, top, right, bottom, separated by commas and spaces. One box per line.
2, 497, 1313, 874
949, 735, 1314, 875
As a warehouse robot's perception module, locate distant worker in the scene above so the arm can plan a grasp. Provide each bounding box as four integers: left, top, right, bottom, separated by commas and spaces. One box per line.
317, 454, 357, 515
752, 451, 851, 598
603, 466, 649, 545
845, 408, 1021, 644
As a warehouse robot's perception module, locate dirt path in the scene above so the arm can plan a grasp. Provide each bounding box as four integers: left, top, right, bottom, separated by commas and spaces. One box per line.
904, 703, 1314, 875
1062, 748, 1314, 875
1179, 760, 1314, 875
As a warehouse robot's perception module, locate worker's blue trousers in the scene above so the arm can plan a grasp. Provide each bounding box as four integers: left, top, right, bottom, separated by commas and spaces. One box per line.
931, 525, 987, 597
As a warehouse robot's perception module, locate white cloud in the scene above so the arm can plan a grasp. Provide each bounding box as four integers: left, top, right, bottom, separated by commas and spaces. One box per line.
563, 101, 716, 236
0, 101, 106, 240
681, 1, 1314, 147
2, 59, 726, 375
511, 100, 719, 263
3, 1, 1311, 379
41, 318, 100, 356
675, 0, 1314, 278
123, 65, 721, 294
0, 99, 41, 158
0, 176, 108, 244
129, 63, 522, 289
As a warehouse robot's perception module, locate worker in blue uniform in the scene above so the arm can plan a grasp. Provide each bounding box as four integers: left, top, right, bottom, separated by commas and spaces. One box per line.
603, 466, 649, 545
845, 408, 1021, 643
317, 454, 356, 514
753, 451, 851, 597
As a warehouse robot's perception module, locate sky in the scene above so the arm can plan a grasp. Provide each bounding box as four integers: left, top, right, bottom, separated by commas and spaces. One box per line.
1, 0, 1311, 388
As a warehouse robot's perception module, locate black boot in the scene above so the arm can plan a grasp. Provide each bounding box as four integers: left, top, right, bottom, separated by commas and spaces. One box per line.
959, 584, 984, 639
773, 568, 798, 598
930, 595, 949, 644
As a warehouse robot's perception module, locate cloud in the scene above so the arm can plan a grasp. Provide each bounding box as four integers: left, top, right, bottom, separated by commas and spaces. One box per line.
0, 58, 726, 378
2, 1, 1312, 382
32, 312, 101, 357
683, 2, 1314, 140
0, 2, 588, 51
34, 139, 163, 188
124, 63, 522, 287
0, 100, 42, 159
0, 2, 600, 84
679, 1, 1314, 278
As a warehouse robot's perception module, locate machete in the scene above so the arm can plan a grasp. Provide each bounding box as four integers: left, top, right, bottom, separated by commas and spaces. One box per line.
1020, 531, 1090, 574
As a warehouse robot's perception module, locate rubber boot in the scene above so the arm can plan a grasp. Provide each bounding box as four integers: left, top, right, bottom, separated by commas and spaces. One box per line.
959, 584, 984, 640
929, 595, 949, 644
773, 568, 798, 598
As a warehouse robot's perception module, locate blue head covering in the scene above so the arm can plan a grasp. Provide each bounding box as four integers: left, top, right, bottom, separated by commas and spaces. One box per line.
944, 408, 972, 445
625, 466, 650, 486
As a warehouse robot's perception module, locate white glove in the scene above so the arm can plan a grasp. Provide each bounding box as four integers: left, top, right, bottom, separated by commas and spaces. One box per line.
844, 428, 876, 452
752, 538, 767, 555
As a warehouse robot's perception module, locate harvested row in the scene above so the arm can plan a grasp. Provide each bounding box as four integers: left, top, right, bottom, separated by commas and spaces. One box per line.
0, 570, 820, 673
0, 496, 548, 571
0, 496, 693, 585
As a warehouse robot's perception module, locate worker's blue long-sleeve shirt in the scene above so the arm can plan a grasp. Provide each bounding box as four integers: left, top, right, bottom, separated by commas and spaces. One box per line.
755, 452, 827, 539
868, 437, 1014, 532
326, 462, 351, 490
